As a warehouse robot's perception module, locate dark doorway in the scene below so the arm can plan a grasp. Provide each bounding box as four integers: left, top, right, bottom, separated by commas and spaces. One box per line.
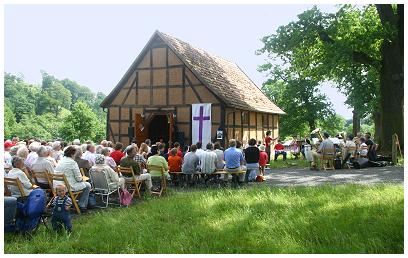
148, 115, 169, 145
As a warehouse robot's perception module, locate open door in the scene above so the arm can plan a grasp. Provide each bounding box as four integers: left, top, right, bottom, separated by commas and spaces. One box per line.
135, 114, 148, 146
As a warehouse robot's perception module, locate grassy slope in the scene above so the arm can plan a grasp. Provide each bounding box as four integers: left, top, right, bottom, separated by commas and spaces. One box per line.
4, 184, 403, 254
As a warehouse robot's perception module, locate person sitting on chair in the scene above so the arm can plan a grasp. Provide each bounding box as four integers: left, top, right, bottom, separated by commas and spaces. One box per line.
341, 134, 357, 167
92, 154, 125, 190
290, 136, 300, 159
223, 139, 246, 184
182, 145, 200, 185
359, 138, 368, 157
365, 133, 377, 161
311, 132, 335, 170
120, 146, 153, 193
6, 156, 36, 197
274, 140, 287, 161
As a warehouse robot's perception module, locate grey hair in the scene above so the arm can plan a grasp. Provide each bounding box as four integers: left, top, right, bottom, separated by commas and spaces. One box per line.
72, 139, 81, 145
95, 145, 103, 154
28, 141, 40, 152
81, 144, 87, 153
101, 147, 110, 156
37, 146, 49, 157
74, 146, 83, 159
12, 156, 24, 168
16, 146, 29, 159
9, 146, 19, 156
52, 141, 61, 150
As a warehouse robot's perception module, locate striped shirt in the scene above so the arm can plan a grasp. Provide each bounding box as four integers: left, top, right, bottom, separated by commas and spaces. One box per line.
200, 150, 218, 174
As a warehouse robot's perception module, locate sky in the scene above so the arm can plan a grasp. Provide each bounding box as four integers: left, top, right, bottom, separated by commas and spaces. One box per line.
4, 4, 353, 119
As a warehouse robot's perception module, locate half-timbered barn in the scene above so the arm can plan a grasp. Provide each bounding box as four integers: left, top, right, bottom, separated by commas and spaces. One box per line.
100, 30, 285, 147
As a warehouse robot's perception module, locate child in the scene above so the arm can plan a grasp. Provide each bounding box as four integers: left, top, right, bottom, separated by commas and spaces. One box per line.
48, 185, 73, 233
258, 145, 268, 176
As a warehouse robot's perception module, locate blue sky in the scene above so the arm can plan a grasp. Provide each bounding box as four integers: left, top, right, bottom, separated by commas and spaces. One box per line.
4, 4, 353, 119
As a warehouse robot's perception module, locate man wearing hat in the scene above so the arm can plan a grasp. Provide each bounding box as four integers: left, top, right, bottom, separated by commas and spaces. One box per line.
4, 140, 14, 172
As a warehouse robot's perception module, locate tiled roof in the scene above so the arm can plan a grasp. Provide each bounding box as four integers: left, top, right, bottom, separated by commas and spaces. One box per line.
158, 31, 285, 114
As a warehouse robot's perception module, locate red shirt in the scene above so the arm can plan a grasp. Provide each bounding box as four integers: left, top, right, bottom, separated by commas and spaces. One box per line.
168, 148, 183, 158
259, 151, 268, 166
274, 143, 285, 151
110, 150, 125, 164
265, 136, 272, 148
168, 155, 182, 172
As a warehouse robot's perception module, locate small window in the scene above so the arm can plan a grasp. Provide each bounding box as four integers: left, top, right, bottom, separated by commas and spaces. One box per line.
242, 111, 249, 125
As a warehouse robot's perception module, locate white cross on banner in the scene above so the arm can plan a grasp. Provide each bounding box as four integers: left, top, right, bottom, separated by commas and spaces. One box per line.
192, 103, 212, 148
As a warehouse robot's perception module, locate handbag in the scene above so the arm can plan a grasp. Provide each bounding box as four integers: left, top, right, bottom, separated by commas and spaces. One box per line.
119, 189, 133, 206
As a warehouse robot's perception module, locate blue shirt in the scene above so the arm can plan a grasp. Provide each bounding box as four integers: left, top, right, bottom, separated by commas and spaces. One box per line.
224, 147, 244, 169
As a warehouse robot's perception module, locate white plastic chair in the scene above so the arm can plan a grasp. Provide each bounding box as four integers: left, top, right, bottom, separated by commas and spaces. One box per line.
89, 168, 120, 208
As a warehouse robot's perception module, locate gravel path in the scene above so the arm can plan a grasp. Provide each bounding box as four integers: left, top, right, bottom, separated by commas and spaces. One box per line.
261, 166, 404, 187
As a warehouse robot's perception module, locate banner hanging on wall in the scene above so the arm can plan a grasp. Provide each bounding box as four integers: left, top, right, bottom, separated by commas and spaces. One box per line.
192, 103, 212, 148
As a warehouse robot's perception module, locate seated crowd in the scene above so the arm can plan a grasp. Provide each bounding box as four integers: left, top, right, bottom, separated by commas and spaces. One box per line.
4, 131, 378, 212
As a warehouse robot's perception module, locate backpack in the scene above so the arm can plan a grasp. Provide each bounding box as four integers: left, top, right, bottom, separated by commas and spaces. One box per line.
15, 189, 46, 233
119, 188, 133, 206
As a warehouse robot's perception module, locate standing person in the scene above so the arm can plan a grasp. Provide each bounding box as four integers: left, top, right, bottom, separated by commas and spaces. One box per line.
110, 142, 125, 165
120, 146, 153, 193
213, 142, 225, 170
81, 144, 96, 166
243, 138, 260, 182
258, 145, 268, 176
54, 146, 91, 213
223, 139, 246, 184
264, 131, 275, 162
48, 185, 73, 233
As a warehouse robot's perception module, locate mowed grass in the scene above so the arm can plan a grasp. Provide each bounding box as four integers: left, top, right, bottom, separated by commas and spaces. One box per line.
4, 184, 403, 254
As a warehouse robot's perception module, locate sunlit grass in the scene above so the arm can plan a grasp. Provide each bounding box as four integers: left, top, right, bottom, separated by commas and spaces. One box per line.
4, 184, 403, 254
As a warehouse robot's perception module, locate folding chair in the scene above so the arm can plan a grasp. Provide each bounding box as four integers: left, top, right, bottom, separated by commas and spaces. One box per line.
319, 148, 336, 170
31, 170, 53, 193
4, 177, 27, 197
49, 173, 83, 214
89, 168, 120, 208
147, 164, 167, 197
117, 166, 142, 198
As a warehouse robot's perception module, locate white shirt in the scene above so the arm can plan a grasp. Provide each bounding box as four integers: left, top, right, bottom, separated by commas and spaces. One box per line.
82, 151, 96, 166
4, 151, 12, 170
195, 148, 205, 159
31, 157, 55, 184
6, 168, 33, 197
52, 150, 63, 163
54, 157, 87, 192
105, 156, 117, 169
25, 152, 38, 169
200, 150, 218, 174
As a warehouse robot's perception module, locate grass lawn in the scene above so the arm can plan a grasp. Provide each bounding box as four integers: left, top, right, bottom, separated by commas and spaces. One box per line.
269, 153, 310, 169
4, 184, 403, 254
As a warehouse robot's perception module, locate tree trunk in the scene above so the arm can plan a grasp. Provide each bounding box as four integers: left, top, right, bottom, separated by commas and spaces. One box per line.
374, 111, 382, 147
352, 109, 360, 136
376, 4, 404, 154
308, 120, 316, 134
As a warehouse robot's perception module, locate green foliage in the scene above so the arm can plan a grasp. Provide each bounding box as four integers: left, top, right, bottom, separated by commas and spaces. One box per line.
257, 5, 386, 119
60, 101, 104, 142
4, 185, 403, 253
4, 101, 16, 139
317, 114, 347, 137
262, 80, 334, 139
12, 112, 64, 140
4, 72, 106, 141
